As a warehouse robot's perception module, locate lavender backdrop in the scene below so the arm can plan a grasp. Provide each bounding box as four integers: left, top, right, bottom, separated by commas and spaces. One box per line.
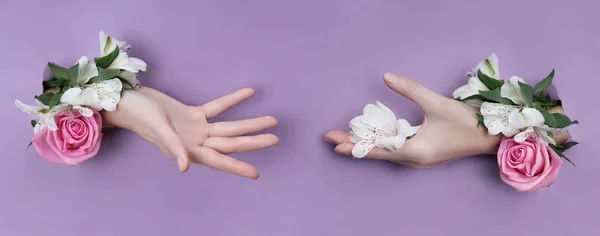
1, 0, 598, 235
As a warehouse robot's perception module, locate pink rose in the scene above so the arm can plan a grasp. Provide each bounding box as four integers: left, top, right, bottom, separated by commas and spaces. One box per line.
497, 136, 563, 192
32, 108, 103, 166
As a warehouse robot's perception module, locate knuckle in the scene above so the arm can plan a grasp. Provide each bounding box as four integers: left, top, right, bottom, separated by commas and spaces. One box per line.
187, 107, 206, 120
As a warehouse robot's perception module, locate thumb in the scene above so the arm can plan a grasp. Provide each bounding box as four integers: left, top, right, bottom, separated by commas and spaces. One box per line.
383, 72, 442, 110
153, 122, 190, 173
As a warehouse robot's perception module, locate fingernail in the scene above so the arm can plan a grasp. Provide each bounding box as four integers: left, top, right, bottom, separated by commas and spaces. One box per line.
384, 73, 397, 83
176, 157, 185, 173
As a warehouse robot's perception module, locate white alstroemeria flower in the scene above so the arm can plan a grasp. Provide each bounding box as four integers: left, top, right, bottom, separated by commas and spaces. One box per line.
453, 53, 500, 105
514, 124, 560, 145
99, 31, 147, 73
470, 53, 500, 79
500, 76, 527, 105
60, 56, 123, 111
480, 102, 545, 136
15, 99, 93, 133
349, 101, 420, 158
118, 70, 139, 87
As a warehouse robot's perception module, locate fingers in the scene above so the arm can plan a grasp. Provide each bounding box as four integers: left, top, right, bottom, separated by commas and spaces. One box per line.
325, 130, 392, 160
332, 143, 395, 160
200, 88, 255, 119
383, 72, 443, 110
189, 146, 259, 179
324, 130, 352, 144
326, 130, 420, 164
210, 116, 278, 137
203, 134, 279, 154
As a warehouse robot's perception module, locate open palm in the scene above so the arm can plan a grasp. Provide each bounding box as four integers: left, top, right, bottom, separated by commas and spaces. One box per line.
325, 73, 567, 168
103, 87, 278, 178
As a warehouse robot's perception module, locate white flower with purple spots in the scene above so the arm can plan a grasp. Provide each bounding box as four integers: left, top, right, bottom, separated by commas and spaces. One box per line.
60, 56, 123, 111
349, 101, 420, 158
99, 31, 147, 75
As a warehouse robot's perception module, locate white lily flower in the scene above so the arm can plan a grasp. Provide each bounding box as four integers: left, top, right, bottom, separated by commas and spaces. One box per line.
99, 31, 147, 73
452, 76, 489, 100
480, 102, 545, 136
452, 53, 501, 106
514, 124, 559, 145
15, 99, 93, 133
349, 101, 420, 158
60, 57, 123, 111
500, 76, 527, 105
470, 53, 500, 79
118, 70, 139, 87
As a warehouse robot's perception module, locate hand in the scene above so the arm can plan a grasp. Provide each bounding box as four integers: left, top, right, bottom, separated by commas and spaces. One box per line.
102, 87, 278, 179
325, 73, 569, 169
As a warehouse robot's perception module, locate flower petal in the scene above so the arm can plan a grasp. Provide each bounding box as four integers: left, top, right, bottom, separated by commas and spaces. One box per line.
351, 139, 376, 158
73, 106, 94, 117
33, 122, 46, 134
514, 127, 534, 143
60, 88, 84, 105
349, 116, 376, 139
396, 119, 420, 137
81, 88, 102, 110
108, 54, 147, 73
92, 78, 123, 93
375, 135, 406, 151
77, 56, 99, 84
474, 53, 500, 79
537, 128, 556, 145
98, 91, 121, 111
508, 108, 544, 129
14, 99, 39, 116
118, 70, 138, 87
452, 84, 476, 100
480, 102, 517, 116
500, 76, 525, 105
363, 101, 397, 132
100, 31, 126, 56
483, 114, 508, 135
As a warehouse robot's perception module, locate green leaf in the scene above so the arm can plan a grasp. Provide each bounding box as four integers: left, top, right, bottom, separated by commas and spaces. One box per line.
549, 144, 576, 167
519, 82, 533, 108
89, 68, 120, 84
65, 63, 80, 86
94, 46, 120, 69
49, 92, 63, 108
561, 141, 579, 151
547, 131, 554, 139
48, 63, 68, 80
30, 120, 37, 128
476, 113, 484, 127
42, 79, 62, 90
541, 111, 557, 128
477, 69, 504, 90
35, 92, 55, 105
533, 69, 554, 95
478, 88, 515, 105
553, 113, 578, 128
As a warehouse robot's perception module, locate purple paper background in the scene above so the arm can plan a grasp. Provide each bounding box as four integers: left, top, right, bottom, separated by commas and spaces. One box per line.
1, 0, 598, 235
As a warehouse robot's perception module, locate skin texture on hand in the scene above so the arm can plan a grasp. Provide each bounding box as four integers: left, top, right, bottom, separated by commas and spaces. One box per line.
102, 87, 278, 179
325, 73, 570, 169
